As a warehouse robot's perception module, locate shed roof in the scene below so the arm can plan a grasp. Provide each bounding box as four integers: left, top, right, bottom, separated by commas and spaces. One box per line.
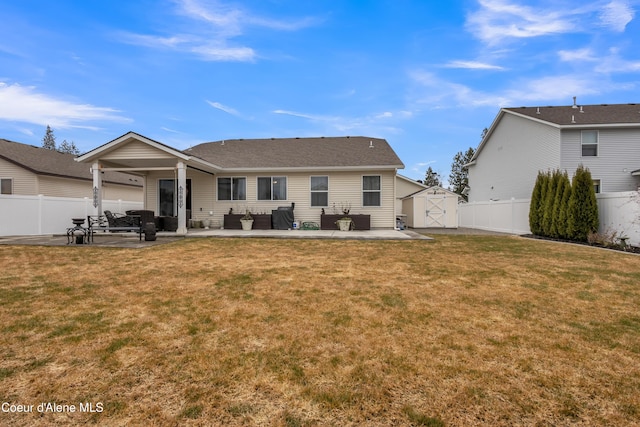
184, 136, 404, 170
0, 138, 142, 186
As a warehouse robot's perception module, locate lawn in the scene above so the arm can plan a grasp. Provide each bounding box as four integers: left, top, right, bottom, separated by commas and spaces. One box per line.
1, 235, 639, 426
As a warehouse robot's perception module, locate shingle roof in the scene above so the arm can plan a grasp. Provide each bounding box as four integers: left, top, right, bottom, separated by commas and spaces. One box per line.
0, 138, 142, 186
505, 103, 640, 126
183, 136, 404, 170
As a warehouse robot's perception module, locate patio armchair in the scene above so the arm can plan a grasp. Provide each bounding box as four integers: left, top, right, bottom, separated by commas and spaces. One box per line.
104, 210, 140, 228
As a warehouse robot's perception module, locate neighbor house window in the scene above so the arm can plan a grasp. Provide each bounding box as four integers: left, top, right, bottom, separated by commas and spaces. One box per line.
582, 130, 598, 156
258, 176, 287, 200
0, 178, 12, 194
593, 179, 601, 194
217, 177, 246, 201
363, 175, 381, 206
310, 176, 328, 207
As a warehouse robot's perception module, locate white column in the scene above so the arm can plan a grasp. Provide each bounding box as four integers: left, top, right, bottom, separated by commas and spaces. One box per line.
176, 162, 187, 234
92, 162, 102, 216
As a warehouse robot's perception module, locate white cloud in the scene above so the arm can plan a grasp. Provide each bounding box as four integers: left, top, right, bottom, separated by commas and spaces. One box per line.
558, 48, 597, 62
206, 100, 240, 116
0, 82, 130, 129
272, 109, 408, 135
465, 0, 636, 45
466, 0, 577, 45
409, 69, 618, 109
444, 60, 506, 70
599, 1, 635, 32
119, 0, 319, 62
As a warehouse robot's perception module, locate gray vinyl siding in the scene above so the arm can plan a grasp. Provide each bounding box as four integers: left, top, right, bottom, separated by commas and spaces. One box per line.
561, 128, 640, 192
468, 113, 561, 202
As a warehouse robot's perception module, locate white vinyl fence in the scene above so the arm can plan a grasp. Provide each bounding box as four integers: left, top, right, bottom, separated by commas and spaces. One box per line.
459, 191, 640, 246
0, 194, 143, 237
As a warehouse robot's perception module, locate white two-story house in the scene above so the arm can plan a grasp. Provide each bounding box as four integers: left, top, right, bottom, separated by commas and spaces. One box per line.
466, 102, 640, 203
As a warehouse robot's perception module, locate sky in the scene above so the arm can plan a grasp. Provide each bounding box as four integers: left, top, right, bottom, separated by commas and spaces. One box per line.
1, 0, 639, 183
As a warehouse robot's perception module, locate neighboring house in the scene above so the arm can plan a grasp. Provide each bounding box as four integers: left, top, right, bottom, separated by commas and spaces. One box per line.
466, 102, 640, 203
76, 132, 405, 233
0, 138, 143, 200
402, 186, 460, 228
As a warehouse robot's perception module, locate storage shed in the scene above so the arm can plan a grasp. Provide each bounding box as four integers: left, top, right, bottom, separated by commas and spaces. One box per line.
402, 186, 460, 228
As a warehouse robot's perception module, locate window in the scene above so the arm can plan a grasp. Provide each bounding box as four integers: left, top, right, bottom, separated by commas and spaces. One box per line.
593, 179, 601, 194
582, 130, 598, 156
258, 176, 287, 200
217, 177, 246, 200
0, 178, 12, 195
363, 175, 381, 206
310, 176, 328, 207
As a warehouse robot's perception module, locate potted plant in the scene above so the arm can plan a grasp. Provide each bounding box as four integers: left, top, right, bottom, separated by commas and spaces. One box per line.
335, 202, 353, 231
240, 209, 254, 230
335, 217, 353, 231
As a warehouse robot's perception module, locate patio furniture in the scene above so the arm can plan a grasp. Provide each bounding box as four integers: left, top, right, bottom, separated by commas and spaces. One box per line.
88, 211, 144, 241
66, 218, 89, 244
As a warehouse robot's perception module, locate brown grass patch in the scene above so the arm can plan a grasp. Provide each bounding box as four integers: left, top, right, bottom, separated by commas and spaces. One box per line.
1, 236, 640, 425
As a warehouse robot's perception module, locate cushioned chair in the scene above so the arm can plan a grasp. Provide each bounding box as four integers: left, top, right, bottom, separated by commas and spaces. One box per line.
104, 210, 139, 228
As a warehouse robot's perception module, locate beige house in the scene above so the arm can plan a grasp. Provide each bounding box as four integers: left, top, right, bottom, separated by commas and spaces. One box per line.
0, 138, 142, 200
76, 132, 405, 234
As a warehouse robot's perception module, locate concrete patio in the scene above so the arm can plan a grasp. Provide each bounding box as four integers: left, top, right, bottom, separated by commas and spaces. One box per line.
0, 228, 432, 248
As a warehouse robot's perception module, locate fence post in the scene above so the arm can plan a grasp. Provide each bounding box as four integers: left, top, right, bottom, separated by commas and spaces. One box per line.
37, 194, 43, 235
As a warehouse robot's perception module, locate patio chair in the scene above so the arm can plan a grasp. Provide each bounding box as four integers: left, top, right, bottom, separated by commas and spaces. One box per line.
104, 210, 139, 228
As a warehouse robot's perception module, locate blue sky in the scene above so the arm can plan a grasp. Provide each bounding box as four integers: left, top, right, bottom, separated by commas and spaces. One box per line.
0, 0, 639, 183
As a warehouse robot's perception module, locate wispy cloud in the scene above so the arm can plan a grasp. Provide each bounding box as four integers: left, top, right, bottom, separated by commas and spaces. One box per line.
272, 109, 408, 135
466, 0, 636, 45
409, 69, 615, 108
599, 0, 635, 32
558, 47, 598, 62
206, 100, 241, 116
118, 0, 320, 62
443, 60, 506, 70
466, 0, 577, 45
0, 82, 130, 129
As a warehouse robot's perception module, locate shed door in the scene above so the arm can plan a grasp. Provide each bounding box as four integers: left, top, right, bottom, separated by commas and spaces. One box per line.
425, 195, 445, 227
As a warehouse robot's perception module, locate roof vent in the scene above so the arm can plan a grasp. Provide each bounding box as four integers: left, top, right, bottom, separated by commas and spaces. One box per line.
579, 106, 584, 113
572, 96, 578, 109
369, 140, 374, 148
571, 115, 576, 123
536, 107, 540, 114
221, 140, 225, 145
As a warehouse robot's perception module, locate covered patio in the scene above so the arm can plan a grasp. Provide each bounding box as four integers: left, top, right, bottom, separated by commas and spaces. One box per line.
76, 132, 221, 235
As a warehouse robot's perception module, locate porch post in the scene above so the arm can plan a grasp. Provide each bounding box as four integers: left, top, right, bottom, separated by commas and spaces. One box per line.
92, 162, 102, 216
176, 161, 187, 234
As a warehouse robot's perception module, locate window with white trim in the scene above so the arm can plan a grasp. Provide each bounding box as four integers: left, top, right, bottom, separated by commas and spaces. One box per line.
217, 177, 246, 200
363, 175, 381, 206
582, 130, 598, 157
258, 176, 287, 200
0, 178, 12, 194
310, 176, 328, 207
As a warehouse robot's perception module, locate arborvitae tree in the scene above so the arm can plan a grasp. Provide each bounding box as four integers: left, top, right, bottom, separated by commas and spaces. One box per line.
567, 165, 599, 241
424, 166, 441, 187
42, 125, 56, 150
542, 170, 560, 236
529, 171, 545, 235
449, 147, 475, 201
58, 139, 80, 155
556, 172, 572, 239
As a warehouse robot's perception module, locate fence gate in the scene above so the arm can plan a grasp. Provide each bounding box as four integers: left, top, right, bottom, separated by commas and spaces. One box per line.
425, 195, 446, 227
